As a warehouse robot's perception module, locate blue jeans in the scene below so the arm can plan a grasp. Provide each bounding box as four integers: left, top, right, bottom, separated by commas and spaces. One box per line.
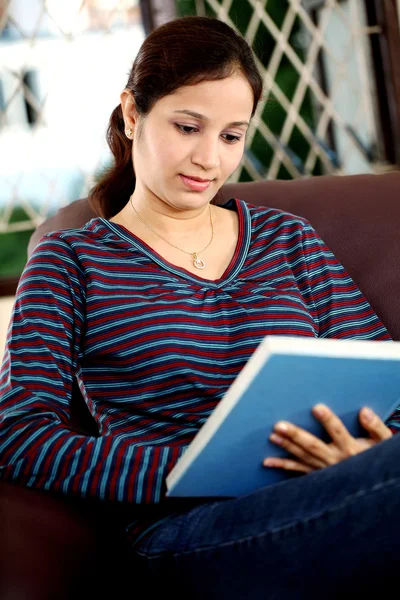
132, 434, 400, 599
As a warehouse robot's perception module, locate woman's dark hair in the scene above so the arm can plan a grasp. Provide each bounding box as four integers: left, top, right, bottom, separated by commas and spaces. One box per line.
90, 16, 263, 218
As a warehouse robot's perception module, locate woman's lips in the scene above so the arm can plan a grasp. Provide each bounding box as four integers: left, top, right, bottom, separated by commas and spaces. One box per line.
179, 174, 212, 191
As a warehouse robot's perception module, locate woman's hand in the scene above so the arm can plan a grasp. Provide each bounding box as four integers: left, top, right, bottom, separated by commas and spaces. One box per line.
263, 404, 393, 474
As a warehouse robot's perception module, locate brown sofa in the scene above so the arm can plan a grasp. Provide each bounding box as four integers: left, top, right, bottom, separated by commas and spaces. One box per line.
2, 172, 400, 599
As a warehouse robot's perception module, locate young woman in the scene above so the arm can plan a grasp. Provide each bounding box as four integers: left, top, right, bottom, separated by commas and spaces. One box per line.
1, 16, 400, 599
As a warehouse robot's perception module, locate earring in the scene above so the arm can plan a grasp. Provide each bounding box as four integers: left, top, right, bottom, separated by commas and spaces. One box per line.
125, 128, 133, 138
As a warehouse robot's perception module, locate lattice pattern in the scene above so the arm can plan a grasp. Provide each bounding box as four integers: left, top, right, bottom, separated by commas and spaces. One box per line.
191, 0, 384, 184
0, 0, 142, 235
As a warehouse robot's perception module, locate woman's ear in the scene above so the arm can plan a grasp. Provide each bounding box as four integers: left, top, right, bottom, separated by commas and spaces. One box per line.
120, 89, 138, 133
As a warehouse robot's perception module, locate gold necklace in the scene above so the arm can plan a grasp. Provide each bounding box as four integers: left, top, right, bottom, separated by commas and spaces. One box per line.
129, 195, 214, 270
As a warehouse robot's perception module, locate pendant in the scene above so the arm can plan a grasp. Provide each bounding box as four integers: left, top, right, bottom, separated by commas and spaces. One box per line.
193, 253, 206, 269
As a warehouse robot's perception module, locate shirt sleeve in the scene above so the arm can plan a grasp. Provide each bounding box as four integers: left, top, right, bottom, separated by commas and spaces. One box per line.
296, 220, 400, 433
297, 221, 390, 341
0, 235, 186, 504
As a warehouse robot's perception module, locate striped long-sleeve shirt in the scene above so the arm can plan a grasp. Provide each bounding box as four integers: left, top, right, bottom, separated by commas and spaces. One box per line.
0, 199, 396, 539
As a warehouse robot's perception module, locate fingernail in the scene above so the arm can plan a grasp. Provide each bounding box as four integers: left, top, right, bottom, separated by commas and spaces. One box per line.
263, 458, 277, 467
275, 421, 289, 433
313, 404, 326, 418
270, 433, 284, 445
362, 407, 374, 422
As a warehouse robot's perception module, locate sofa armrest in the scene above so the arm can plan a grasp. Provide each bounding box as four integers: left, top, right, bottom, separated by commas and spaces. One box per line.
0, 480, 129, 599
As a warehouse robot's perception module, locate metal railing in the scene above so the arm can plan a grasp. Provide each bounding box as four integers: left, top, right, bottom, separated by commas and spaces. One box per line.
186, 0, 400, 185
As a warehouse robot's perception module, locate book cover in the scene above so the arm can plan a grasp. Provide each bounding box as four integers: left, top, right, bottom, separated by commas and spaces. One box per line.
166, 336, 400, 498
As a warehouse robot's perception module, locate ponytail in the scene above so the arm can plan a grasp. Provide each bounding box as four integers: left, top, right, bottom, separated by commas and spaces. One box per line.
89, 104, 135, 218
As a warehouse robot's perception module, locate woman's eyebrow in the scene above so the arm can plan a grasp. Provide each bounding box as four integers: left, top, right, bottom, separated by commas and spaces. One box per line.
173, 109, 249, 128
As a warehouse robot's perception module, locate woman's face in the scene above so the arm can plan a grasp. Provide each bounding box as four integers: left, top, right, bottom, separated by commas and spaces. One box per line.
127, 74, 254, 213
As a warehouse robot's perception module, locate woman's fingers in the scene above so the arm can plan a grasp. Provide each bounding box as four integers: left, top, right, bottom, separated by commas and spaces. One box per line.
266, 405, 393, 475
311, 404, 355, 451
271, 417, 337, 464
359, 407, 393, 442
268, 432, 327, 469
263, 456, 313, 473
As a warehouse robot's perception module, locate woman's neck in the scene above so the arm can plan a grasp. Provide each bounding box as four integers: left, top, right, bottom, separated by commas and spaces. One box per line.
114, 189, 214, 242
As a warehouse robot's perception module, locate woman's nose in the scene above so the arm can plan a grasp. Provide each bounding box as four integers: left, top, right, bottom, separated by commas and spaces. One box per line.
191, 137, 220, 171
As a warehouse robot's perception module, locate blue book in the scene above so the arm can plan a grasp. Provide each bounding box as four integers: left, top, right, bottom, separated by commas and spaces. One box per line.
166, 336, 400, 498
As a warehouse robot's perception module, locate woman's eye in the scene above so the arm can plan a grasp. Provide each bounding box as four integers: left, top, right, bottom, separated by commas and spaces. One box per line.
222, 134, 242, 144
176, 124, 198, 134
